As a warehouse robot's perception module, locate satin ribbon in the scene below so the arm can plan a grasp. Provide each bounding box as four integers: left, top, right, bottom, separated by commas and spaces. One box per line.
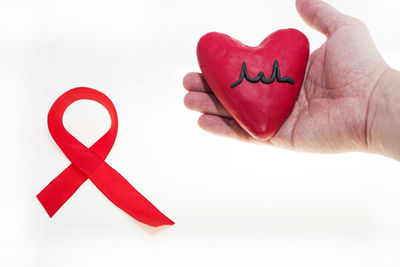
37, 87, 174, 227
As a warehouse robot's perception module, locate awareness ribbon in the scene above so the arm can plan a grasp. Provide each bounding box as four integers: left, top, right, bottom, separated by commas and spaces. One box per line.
37, 87, 174, 227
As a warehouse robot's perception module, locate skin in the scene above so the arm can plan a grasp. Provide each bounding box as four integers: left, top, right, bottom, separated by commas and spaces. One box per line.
183, 0, 400, 161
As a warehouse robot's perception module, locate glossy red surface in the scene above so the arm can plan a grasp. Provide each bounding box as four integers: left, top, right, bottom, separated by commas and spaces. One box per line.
37, 87, 174, 227
197, 29, 309, 140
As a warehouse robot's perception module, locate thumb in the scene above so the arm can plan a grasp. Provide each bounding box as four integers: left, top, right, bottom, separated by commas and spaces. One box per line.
296, 0, 352, 36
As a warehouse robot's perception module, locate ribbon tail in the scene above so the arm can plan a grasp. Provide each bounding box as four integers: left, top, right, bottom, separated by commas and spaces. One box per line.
89, 162, 174, 227
37, 164, 88, 217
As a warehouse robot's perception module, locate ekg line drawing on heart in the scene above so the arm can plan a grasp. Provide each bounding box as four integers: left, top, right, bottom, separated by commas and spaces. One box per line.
231, 60, 295, 88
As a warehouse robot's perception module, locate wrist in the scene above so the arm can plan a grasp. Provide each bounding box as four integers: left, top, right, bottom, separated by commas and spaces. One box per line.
366, 68, 400, 160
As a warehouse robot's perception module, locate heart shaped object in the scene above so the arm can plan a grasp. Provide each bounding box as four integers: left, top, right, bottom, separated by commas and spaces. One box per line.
197, 29, 309, 140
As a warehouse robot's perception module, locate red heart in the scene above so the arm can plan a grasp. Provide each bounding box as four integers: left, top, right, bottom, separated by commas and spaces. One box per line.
197, 29, 309, 140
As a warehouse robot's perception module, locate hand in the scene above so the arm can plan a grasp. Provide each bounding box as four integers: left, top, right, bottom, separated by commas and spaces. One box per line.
183, 0, 390, 154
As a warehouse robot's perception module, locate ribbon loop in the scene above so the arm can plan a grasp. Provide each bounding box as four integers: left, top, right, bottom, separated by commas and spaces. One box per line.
37, 87, 173, 227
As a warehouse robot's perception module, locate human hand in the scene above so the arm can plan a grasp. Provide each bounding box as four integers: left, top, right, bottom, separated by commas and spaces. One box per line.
183, 0, 391, 154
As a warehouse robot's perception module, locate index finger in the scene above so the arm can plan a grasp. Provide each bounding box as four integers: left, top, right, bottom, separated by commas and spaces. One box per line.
183, 72, 212, 93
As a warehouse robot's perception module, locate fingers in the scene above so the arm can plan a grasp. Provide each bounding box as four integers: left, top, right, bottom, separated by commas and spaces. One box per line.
184, 91, 232, 118
198, 114, 253, 142
296, 0, 351, 36
183, 72, 231, 118
183, 72, 211, 92
183, 72, 268, 144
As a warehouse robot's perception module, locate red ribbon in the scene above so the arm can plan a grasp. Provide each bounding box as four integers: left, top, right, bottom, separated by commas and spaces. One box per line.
37, 87, 174, 227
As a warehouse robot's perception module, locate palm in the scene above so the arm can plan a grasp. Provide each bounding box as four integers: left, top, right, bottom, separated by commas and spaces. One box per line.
272, 23, 387, 152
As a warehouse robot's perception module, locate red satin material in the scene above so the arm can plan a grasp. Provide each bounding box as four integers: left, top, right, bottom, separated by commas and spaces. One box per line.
37, 87, 174, 227
197, 29, 309, 140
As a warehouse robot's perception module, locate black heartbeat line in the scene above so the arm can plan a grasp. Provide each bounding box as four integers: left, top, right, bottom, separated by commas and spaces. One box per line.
231, 60, 295, 88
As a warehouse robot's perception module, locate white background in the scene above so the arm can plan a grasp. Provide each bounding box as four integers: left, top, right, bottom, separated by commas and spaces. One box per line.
1, 0, 400, 266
